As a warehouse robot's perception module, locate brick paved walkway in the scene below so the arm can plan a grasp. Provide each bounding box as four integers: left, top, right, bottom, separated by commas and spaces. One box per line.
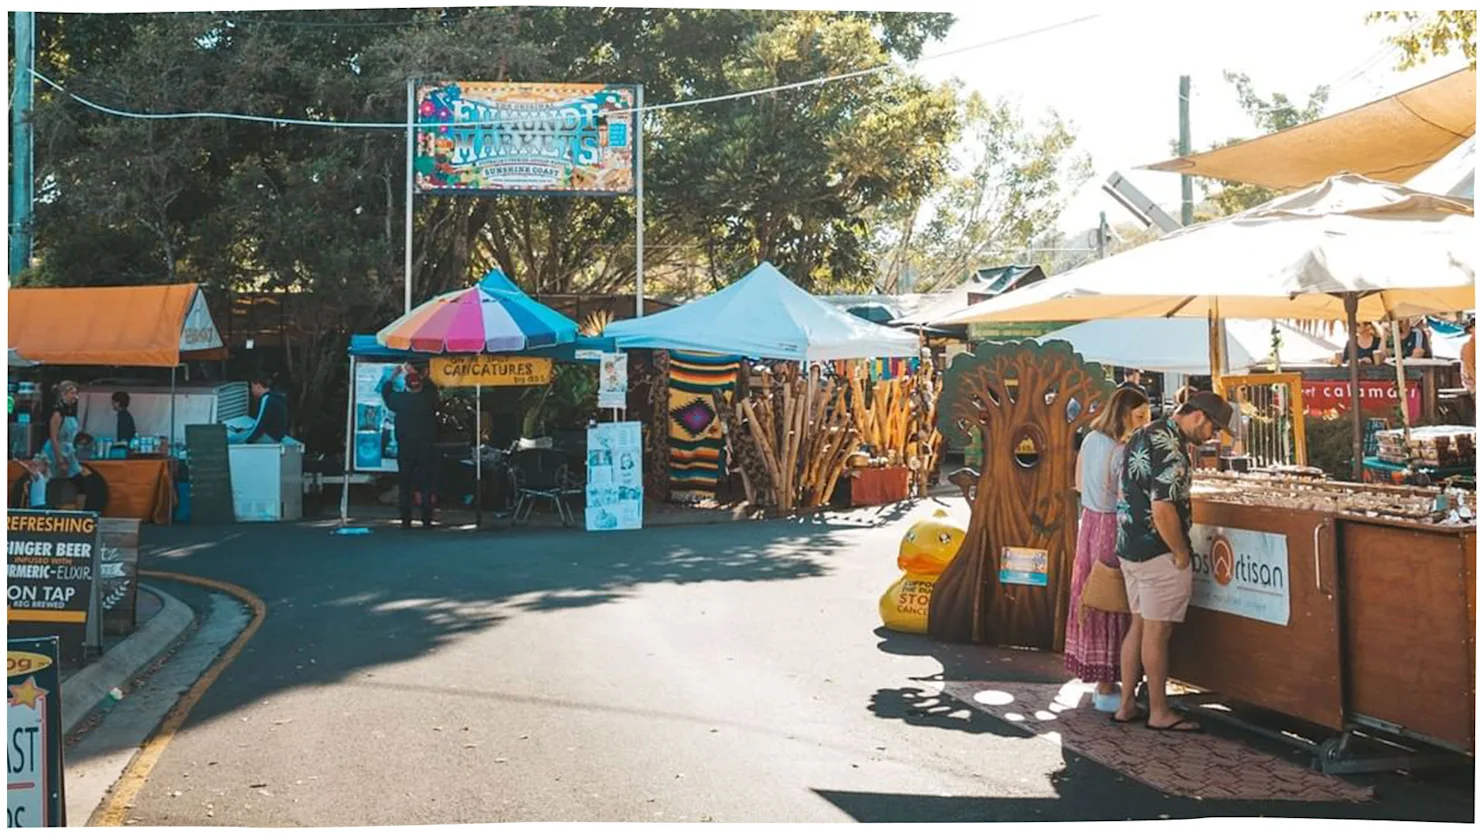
941, 679, 1374, 804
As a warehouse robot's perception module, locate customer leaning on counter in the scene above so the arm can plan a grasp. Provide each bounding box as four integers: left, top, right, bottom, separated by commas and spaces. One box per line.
230, 374, 290, 445
1113, 390, 1233, 733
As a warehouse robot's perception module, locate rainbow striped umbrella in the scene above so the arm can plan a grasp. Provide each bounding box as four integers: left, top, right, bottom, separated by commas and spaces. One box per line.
376, 270, 579, 353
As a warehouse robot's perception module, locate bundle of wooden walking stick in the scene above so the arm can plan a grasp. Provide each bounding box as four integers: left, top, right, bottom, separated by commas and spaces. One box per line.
712, 359, 943, 512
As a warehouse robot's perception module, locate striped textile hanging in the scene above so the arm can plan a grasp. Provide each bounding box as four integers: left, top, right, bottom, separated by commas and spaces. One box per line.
667, 351, 742, 503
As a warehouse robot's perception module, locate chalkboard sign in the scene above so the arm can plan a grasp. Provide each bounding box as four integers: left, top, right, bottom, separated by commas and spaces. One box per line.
6, 510, 102, 667
185, 424, 235, 524
98, 518, 141, 636
7, 636, 67, 827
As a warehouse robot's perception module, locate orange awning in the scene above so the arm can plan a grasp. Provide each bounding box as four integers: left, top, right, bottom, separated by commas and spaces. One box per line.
7, 283, 226, 367
1140, 68, 1476, 191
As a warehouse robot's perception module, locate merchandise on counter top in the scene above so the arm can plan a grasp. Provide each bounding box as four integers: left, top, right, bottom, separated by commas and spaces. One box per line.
1375, 425, 1476, 468
1191, 470, 1476, 526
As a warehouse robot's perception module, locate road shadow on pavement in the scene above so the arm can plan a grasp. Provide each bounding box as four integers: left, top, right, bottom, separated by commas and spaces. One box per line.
140, 518, 867, 732
863, 627, 1474, 824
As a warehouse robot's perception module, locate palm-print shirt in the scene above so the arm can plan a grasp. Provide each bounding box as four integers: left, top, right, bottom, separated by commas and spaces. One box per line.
1116, 417, 1193, 563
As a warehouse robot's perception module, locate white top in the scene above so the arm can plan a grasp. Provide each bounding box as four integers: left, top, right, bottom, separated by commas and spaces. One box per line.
1077, 430, 1125, 513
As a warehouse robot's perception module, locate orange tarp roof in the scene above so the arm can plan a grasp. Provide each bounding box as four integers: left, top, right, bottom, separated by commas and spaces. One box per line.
1140, 68, 1476, 191
8, 283, 222, 367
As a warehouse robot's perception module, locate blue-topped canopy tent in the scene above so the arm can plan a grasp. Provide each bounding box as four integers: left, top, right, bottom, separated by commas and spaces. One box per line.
340, 269, 613, 528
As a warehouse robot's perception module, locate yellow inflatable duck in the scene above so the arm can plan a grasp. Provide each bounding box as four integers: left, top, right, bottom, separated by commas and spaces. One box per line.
879, 509, 966, 633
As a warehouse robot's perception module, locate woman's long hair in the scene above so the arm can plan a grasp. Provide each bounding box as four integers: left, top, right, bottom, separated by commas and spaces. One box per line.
51, 380, 80, 416
1089, 387, 1150, 443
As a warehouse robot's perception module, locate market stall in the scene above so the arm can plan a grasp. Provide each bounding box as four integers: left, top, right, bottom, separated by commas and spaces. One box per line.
935, 175, 1476, 761
7, 283, 228, 523
341, 269, 609, 528
603, 262, 928, 513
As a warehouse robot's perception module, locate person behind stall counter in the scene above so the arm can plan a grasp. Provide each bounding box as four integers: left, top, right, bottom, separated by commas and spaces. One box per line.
381, 363, 440, 529
1113, 390, 1233, 734
1332, 321, 1386, 365
1461, 317, 1475, 394
1391, 318, 1430, 360
112, 391, 137, 443
231, 375, 290, 445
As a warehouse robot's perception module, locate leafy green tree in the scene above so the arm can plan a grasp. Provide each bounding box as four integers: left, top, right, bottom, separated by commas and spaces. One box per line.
871, 92, 1091, 292
1368, 10, 1477, 70
1189, 71, 1328, 219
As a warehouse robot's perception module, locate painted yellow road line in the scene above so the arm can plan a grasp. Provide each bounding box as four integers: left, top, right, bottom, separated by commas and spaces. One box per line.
89, 570, 267, 827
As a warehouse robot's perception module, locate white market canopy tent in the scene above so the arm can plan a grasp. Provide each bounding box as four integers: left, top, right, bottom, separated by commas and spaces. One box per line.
1406, 136, 1475, 200
939, 175, 1475, 326
604, 262, 921, 361
1038, 318, 1342, 375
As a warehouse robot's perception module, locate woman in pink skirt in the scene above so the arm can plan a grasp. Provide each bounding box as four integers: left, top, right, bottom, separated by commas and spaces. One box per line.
1065, 387, 1150, 712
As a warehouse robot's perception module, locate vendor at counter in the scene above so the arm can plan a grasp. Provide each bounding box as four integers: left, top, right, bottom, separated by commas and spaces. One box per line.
113, 391, 137, 443
229, 375, 290, 445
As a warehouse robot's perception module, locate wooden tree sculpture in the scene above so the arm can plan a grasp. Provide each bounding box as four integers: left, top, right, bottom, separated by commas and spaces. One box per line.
927, 340, 1114, 651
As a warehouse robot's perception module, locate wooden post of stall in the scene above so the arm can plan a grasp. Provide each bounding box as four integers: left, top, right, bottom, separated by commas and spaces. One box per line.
1345, 294, 1364, 481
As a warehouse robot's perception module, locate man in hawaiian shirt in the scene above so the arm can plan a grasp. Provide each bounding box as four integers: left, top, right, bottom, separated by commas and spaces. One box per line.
1112, 390, 1233, 732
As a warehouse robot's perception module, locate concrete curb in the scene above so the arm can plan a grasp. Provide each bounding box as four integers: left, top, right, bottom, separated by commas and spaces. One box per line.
62, 584, 195, 737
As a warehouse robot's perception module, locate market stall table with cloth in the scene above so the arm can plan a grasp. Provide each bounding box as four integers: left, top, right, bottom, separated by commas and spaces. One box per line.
8, 458, 174, 524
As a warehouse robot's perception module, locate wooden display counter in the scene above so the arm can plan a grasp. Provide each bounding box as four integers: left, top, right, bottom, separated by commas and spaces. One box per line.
1170, 500, 1344, 731
1169, 477, 1476, 755
849, 466, 910, 507
7, 458, 174, 525
1340, 515, 1475, 753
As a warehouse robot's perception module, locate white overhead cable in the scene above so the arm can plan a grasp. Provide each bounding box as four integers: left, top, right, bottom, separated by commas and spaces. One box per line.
31, 13, 1102, 131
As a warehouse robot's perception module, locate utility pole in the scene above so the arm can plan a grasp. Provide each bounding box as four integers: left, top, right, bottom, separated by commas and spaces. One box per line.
1096, 211, 1109, 260
1178, 75, 1193, 227
10, 11, 35, 279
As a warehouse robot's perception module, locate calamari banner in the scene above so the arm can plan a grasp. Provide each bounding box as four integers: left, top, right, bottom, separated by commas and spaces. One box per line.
414, 82, 638, 195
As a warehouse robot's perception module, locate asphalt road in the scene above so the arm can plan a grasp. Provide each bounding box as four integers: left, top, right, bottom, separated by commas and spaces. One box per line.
115, 499, 1472, 824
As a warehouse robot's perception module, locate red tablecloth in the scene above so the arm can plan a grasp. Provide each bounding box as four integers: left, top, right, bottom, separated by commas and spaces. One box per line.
850, 466, 911, 507
9, 458, 174, 524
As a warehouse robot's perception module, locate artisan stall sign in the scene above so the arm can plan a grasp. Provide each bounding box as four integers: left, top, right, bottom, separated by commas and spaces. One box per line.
999, 547, 1049, 587
430, 356, 554, 388
6, 510, 102, 666
1188, 525, 1290, 626
7, 636, 66, 827
1302, 379, 1421, 420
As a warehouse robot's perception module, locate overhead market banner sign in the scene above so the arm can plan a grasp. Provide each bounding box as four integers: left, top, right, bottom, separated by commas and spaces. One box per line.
430, 356, 554, 388
414, 82, 638, 195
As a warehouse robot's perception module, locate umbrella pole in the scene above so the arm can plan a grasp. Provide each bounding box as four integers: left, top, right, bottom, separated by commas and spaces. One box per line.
475, 385, 482, 529
1388, 312, 1414, 455
1345, 294, 1364, 481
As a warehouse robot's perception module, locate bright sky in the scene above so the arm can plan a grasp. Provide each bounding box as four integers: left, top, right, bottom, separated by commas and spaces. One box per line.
911, 4, 1471, 235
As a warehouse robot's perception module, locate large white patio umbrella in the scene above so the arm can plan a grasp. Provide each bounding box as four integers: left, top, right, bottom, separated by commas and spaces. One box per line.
1037, 318, 1342, 375
940, 174, 1476, 478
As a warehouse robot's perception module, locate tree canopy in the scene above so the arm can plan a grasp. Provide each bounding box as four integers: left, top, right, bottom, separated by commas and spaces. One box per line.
1368, 10, 1477, 71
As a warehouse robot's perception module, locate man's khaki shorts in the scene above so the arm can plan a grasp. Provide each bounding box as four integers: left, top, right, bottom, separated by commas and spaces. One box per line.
1121, 553, 1193, 623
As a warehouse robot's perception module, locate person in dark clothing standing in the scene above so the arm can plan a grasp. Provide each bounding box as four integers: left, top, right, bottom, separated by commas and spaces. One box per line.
233, 375, 290, 444
112, 391, 137, 443
381, 363, 440, 529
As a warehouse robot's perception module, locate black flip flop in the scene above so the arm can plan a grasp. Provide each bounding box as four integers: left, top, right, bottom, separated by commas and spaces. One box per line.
1147, 717, 1203, 733
1110, 707, 1146, 725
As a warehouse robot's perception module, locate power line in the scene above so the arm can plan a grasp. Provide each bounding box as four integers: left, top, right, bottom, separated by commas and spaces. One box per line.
30, 13, 1101, 131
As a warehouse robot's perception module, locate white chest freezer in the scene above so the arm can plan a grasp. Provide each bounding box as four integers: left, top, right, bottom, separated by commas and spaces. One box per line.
228, 441, 304, 522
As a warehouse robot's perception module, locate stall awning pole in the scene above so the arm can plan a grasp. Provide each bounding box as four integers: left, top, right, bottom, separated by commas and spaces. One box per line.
1389, 312, 1415, 457
169, 366, 177, 526
1345, 294, 1364, 481
340, 356, 355, 528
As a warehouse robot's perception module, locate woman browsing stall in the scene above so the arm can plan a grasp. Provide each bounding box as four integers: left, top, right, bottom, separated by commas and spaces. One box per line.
1065, 387, 1151, 712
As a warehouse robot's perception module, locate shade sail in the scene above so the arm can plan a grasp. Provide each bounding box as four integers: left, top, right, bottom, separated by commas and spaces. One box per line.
603, 262, 921, 360
1037, 318, 1343, 375
377, 269, 579, 353
8, 283, 225, 367
939, 175, 1475, 325
1141, 68, 1476, 191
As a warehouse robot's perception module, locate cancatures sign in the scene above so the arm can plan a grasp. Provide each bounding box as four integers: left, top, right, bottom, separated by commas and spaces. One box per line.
414, 82, 638, 195
430, 356, 554, 388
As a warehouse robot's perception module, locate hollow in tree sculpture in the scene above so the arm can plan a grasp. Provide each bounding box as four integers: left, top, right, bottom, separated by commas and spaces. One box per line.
927, 340, 1114, 651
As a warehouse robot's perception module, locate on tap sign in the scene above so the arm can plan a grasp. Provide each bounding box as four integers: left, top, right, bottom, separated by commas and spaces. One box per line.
7, 510, 102, 666
1302, 379, 1421, 421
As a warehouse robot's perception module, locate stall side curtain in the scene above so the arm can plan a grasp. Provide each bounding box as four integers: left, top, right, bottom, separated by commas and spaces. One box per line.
667, 351, 741, 503
867, 357, 922, 382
